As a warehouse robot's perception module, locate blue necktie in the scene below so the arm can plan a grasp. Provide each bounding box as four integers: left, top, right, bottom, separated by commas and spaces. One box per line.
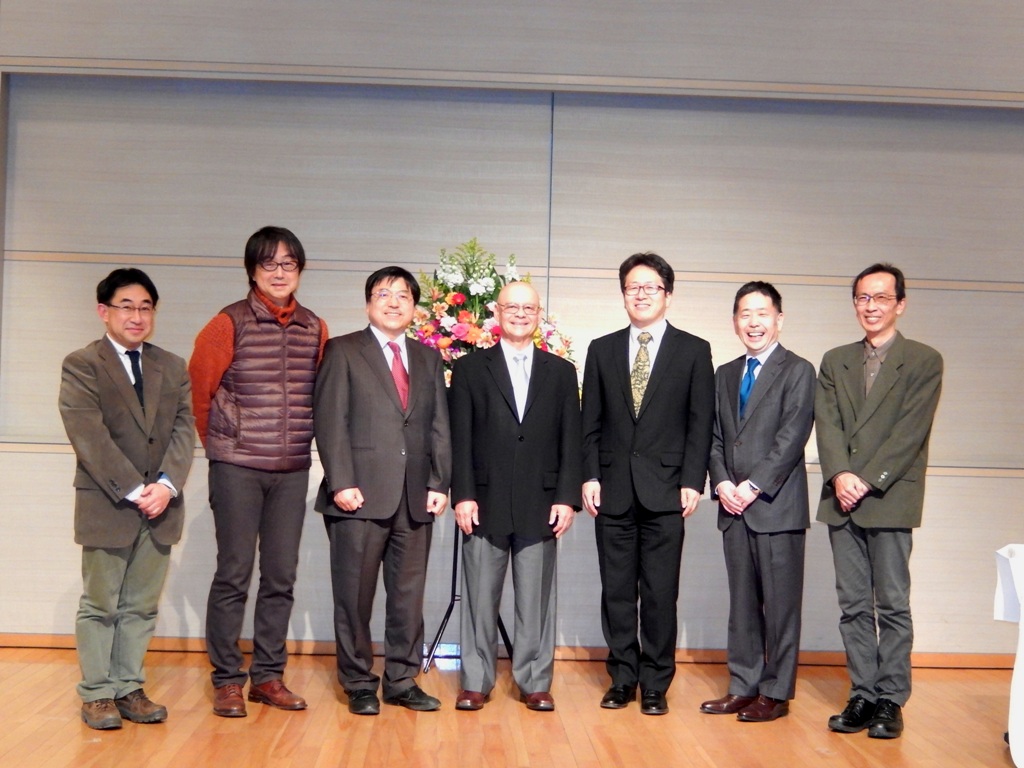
738, 357, 760, 418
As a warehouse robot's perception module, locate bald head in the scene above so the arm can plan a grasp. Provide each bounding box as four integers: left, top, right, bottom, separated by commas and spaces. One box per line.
496, 281, 541, 349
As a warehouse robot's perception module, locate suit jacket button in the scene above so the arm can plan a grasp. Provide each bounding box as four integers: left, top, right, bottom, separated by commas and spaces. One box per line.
149, 437, 155, 444
632, 451, 639, 457
404, 421, 409, 427
851, 448, 858, 454
518, 435, 525, 442
401, 449, 406, 456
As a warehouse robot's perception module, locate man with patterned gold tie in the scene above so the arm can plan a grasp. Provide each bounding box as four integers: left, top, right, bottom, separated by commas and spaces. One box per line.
581, 252, 715, 715
313, 266, 452, 715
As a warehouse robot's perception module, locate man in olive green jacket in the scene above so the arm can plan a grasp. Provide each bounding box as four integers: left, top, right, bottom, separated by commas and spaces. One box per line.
816, 263, 942, 741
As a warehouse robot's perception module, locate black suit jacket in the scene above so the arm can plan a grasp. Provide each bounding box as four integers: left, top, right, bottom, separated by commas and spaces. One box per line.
709, 344, 816, 534
313, 327, 451, 524
581, 323, 715, 516
449, 345, 582, 538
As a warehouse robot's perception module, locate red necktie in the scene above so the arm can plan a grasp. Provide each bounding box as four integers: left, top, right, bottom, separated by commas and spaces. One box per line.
387, 341, 409, 410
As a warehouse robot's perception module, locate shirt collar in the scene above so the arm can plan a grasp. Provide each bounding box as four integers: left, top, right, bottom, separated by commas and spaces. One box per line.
106, 334, 140, 357
630, 318, 668, 343
747, 341, 779, 367
369, 325, 408, 352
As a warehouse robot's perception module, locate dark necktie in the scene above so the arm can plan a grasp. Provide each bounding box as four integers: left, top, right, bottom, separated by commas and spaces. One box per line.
387, 341, 410, 410
126, 349, 144, 407
739, 357, 760, 418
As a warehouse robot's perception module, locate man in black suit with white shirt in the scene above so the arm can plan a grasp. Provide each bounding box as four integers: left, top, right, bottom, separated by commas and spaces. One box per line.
581, 252, 715, 715
449, 281, 581, 713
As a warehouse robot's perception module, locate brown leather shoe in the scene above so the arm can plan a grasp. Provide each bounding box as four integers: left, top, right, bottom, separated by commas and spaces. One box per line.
114, 688, 167, 723
455, 690, 487, 711
81, 698, 122, 730
248, 679, 307, 710
737, 694, 789, 722
522, 692, 555, 712
700, 693, 757, 715
213, 683, 247, 717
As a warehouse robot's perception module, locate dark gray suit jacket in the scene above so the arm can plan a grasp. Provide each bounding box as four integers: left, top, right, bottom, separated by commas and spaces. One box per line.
709, 344, 815, 533
59, 337, 195, 548
313, 327, 451, 524
449, 344, 581, 539
815, 331, 943, 529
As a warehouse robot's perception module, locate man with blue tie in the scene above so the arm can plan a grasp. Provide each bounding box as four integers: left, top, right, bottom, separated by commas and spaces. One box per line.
449, 281, 581, 712
700, 281, 815, 723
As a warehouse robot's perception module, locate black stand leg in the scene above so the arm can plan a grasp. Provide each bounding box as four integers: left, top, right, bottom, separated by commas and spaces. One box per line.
423, 525, 514, 673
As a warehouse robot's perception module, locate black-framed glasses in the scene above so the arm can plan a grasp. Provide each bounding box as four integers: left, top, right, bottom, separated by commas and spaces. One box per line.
258, 259, 300, 272
623, 283, 666, 297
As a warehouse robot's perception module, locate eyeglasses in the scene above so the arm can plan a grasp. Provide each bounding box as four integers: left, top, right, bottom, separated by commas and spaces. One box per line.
371, 289, 414, 304
623, 284, 666, 297
853, 293, 898, 307
105, 303, 155, 317
258, 259, 300, 272
497, 303, 540, 316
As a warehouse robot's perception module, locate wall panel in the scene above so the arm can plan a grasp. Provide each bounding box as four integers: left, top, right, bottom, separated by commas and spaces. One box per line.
550, 94, 1024, 285
2, 2, 1024, 100
1, 74, 1019, 658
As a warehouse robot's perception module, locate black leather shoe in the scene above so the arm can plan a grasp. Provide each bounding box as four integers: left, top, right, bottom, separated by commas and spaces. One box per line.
600, 684, 636, 709
827, 695, 876, 733
384, 684, 441, 711
641, 690, 668, 716
867, 698, 904, 739
347, 689, 380, 716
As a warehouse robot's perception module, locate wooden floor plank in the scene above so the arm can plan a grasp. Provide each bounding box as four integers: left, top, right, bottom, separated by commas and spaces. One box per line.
0, 649, 1012, 768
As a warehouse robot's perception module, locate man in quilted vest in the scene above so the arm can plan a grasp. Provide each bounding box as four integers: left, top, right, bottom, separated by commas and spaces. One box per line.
189, 226, 328, 717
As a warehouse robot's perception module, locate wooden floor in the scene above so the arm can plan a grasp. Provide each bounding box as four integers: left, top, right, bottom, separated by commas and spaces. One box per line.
0, 647, 1013, 768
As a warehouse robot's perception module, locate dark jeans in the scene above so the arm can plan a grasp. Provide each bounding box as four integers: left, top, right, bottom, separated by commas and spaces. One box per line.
206, 461, 309, 687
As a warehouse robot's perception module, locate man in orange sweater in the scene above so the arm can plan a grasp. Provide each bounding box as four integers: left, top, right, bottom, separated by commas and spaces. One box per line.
189, 226, 328, 717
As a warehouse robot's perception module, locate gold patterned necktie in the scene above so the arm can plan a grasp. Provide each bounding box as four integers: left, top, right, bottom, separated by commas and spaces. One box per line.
630, 331, 652, 416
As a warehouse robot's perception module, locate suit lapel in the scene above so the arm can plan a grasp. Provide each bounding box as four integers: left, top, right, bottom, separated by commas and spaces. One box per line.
637, 324, 677, 419
737, 346, 786, 432
720, 355, 744, 436
140, 344, 165, 434
521, 347, 546, 421
98, 338, 147, 431
611, 328, 636, 419
484, 345, 519, 419
359, 327, 406, 413
852, 333, 905, 436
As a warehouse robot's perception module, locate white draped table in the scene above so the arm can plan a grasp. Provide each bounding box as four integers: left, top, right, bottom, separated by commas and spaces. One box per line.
996, 544, 1024, 767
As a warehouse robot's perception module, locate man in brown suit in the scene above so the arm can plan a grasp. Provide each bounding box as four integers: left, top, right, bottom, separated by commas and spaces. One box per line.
59, 268, 195, 730
314, 266, 451, 715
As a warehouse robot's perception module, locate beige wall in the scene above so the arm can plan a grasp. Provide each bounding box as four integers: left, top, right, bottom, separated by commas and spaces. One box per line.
1, 4, 1021, 657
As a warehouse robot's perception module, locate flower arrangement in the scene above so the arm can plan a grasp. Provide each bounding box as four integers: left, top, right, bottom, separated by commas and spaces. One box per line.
409, 238, 575, 384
